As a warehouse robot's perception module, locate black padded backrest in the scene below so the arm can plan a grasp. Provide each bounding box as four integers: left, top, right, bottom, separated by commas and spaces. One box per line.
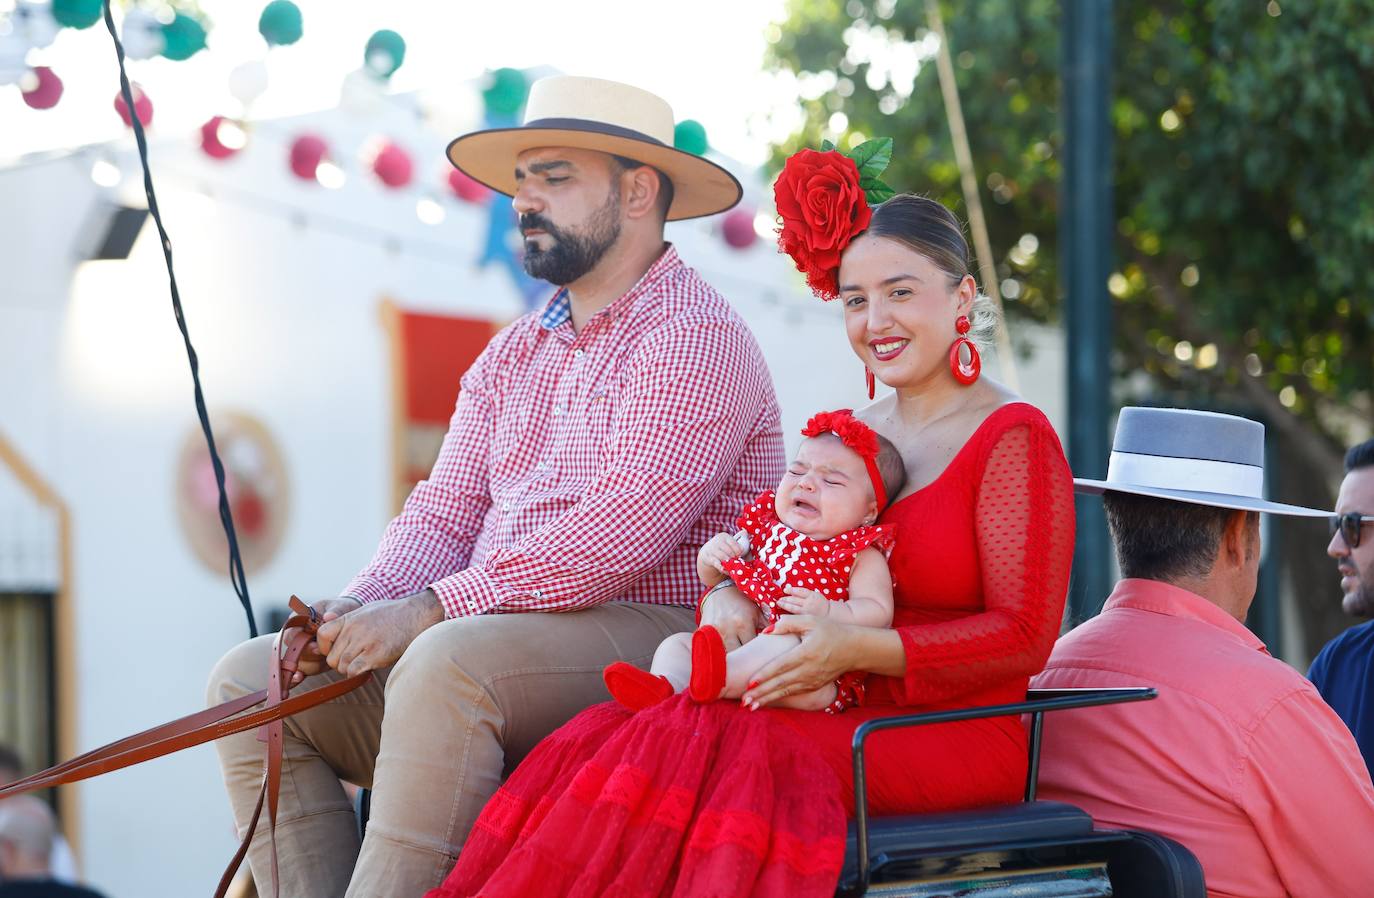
841, 801, 1094, 882
1105, 829, 1207, 898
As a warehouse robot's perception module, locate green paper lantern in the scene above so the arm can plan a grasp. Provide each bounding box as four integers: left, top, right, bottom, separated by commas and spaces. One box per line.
161, 14, 207, 61
258, 1, 303, 47
51, 0, 102, 29
482, 67, 528, 118
674, 119, 708, 156
364, 29, 405, 78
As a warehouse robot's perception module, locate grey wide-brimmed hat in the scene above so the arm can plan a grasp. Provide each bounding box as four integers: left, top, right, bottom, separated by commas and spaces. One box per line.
1074, 407, 1330, 517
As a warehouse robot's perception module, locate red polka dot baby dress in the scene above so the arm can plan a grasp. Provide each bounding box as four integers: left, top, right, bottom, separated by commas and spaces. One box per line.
721, 490, 896, 625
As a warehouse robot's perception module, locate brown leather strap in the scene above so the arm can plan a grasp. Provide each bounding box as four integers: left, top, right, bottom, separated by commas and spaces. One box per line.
0, 596, 370, 897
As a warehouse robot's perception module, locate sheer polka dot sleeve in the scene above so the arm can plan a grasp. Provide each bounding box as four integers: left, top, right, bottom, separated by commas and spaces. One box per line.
887, 418, 1075, 704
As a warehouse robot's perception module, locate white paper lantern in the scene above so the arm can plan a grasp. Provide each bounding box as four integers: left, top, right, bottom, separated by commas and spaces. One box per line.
339, 68, 386, 117
0, 34, 30, 86
13, 2, 60, 51
119, 8, 165, 60
228, 59, 269, 107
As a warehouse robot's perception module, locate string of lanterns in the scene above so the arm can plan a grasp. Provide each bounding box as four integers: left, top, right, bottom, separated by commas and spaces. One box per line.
4, 1, 760, 252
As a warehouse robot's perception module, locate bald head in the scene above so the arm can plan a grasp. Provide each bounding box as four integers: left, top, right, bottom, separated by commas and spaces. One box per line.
0, 796, 55, 877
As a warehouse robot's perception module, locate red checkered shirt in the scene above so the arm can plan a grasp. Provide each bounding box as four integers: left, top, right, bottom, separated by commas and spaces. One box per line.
343, 246, 785, 617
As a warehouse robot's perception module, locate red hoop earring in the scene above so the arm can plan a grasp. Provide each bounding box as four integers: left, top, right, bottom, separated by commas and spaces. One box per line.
949, 315, 981, 385
865, 368, 875, 400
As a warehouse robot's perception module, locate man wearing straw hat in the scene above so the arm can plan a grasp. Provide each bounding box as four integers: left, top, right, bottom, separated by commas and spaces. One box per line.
207, 75, 783, 897
1032, 407, 1374, 896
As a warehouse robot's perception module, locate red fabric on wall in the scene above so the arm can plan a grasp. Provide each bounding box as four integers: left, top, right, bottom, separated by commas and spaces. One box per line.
399, 312, 496, 425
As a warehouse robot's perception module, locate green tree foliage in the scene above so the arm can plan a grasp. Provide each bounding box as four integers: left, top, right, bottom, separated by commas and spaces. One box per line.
766, 0, 1374, 653
766, 0, 1374, 474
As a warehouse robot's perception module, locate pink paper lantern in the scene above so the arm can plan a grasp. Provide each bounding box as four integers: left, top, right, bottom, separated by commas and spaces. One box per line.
372, 141, 413, 189
447, 168, 490, 204
21, 67, 63, 110
722, 206, 759, 250
289, 134, 328, 180
113, 84, 153, 128
200, 116, 242, 160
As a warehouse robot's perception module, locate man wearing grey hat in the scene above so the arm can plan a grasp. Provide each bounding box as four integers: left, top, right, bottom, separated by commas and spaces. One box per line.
1032, 407, 1374, 896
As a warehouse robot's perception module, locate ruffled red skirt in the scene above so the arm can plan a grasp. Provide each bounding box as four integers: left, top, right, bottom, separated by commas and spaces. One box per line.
426, 694, 1025, 898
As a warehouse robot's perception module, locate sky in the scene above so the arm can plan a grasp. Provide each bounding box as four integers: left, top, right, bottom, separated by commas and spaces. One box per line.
1, 0, 800, 168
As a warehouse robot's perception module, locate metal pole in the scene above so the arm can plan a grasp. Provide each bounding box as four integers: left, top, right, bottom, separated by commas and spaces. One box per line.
923, 0, 1019, 391
1062, 0, 1115, 623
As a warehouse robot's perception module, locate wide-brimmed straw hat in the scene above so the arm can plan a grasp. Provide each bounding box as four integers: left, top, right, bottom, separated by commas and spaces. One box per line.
447, 75, 742, 222
1074, 406, 1329, 517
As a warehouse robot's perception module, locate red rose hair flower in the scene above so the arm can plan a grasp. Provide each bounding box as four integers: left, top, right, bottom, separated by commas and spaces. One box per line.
773, 138, 896, 300
774, 150, 872, 299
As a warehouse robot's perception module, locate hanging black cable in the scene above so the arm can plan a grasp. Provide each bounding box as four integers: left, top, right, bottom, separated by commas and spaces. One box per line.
100, 1, 258, 637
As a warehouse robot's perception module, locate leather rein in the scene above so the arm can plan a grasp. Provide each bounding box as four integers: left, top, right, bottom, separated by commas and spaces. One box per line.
0, 596, 369, 897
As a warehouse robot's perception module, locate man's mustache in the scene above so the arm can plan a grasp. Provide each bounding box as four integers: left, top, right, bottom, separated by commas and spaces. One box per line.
519, 214, 558, 237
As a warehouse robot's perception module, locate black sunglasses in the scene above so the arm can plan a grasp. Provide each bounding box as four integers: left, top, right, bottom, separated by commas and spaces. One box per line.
1329, 512, 1374, 548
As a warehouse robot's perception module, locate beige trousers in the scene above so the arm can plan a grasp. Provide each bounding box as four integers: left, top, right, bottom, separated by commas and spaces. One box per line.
207, 601, 694, 898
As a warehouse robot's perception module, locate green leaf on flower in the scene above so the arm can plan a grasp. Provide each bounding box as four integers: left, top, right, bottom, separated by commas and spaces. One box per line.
861, 177, 897, 203
846, 137, 894, 179
820, 139, 836, 152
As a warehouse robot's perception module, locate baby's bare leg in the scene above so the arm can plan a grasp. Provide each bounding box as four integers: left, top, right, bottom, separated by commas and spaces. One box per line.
719, 634, 799, 698
722, 634, 840, 710
649, 631, 694, 692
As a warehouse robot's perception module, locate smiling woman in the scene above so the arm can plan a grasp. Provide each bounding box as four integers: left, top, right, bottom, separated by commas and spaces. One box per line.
426, 156, 1076, 898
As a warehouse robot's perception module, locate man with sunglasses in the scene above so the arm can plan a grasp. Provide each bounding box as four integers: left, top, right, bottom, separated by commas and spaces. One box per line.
1308, 438, 1374, 777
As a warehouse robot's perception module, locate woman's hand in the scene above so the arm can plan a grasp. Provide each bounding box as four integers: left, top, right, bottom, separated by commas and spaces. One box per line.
698, 584, 765, 651
741, 615, 860, 710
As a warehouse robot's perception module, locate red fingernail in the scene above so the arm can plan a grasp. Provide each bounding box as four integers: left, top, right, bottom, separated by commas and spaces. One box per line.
762, 625, 774, 634
747, 680, 759, 690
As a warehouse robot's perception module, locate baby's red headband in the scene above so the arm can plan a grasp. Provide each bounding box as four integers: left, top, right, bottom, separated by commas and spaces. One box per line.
801, 409, 889, 513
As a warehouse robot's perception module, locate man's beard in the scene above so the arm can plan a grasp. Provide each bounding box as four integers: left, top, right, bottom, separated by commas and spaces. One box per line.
520, 190, 622, 286
1342, 556, 1374, 617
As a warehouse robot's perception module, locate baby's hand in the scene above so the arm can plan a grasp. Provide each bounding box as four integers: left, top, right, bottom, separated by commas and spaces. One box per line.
777, 586, 831, 618
697, 532, 746, 585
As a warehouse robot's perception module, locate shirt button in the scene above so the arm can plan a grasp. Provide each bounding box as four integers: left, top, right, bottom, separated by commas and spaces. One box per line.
531, 589, 543, 599
553, 404, 564, 416
502, 503, 511, 511
574, 349, 584, 359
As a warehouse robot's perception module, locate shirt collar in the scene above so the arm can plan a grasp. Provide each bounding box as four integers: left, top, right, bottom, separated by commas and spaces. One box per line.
537, 244, 681, 331
1103, 578, 1268, 654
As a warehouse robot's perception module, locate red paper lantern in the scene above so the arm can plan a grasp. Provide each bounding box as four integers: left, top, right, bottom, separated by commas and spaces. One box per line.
113, 84, 153, 128
21, 67, 63, 110
200, 116, 243, 160
372, 141, 413, 189
289, 134, 328, 180
447, 168, 490, 204
722, 206, 759, 250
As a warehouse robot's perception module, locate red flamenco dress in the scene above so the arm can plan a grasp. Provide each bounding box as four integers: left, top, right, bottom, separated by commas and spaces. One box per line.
426, 403, 1075, 898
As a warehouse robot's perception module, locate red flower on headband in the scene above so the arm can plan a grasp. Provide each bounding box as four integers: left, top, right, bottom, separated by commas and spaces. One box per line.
802, 409, 878, 458
774, 149, 873, 300
802, 408, 888, 509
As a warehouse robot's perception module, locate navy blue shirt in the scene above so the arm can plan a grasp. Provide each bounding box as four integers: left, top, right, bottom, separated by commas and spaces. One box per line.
1308, 619, 1374, 780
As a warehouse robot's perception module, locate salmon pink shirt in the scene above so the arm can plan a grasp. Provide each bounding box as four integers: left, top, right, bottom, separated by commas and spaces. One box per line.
1032, 578, 1374, 897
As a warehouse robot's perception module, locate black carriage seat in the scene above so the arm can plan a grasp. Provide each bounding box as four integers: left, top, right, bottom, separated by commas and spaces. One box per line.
835, 687, 1207, 897
836, 801, 1205, 897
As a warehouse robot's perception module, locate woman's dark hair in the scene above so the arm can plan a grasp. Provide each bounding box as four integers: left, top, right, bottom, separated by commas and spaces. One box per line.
1102, 492, 1245, 581
857, 194, 998, 348
865, 194, 972, 282
1345, 438, 1374, 472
